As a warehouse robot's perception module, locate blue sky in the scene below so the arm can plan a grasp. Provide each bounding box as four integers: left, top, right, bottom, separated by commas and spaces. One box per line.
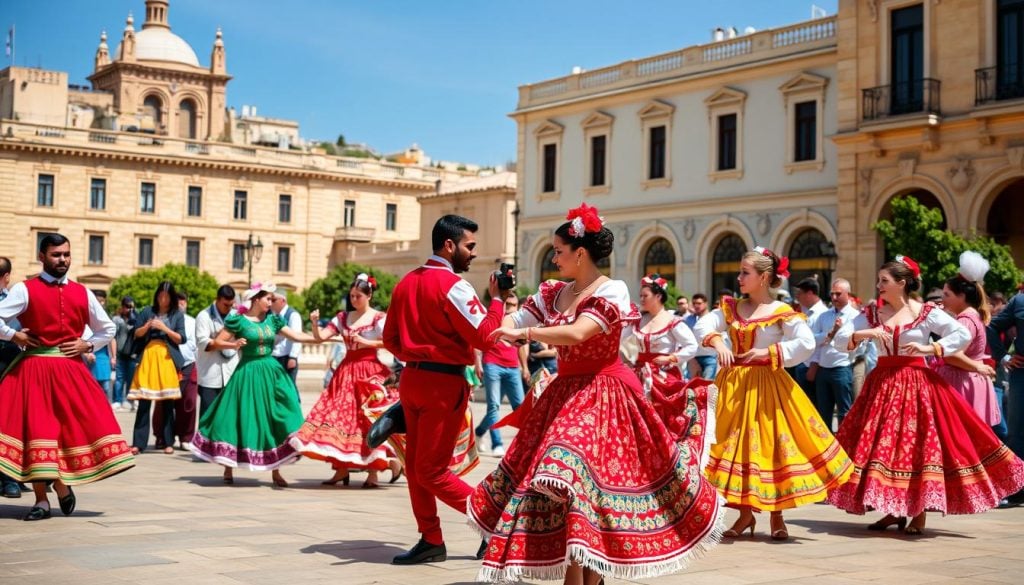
5, 0, 838, 166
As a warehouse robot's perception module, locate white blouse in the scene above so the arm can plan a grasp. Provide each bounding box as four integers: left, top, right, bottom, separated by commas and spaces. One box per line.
832, 304, 970, 357
633, 315, 698, 363
693, 299, 815, 369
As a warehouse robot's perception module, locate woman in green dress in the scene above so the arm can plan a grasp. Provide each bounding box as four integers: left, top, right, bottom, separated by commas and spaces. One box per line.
187, 283, 318, 487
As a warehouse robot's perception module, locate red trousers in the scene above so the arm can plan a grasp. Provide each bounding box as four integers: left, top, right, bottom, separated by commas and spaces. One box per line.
398, 367, 474, 545
154, 364, 197, 445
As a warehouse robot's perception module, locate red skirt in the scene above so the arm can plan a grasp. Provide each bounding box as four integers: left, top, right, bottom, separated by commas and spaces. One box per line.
289, 351, 394, 470
468, 360, 722, 583
0, 355, 134, 484
828, 357, 1024, 516
649, 377, 718, 468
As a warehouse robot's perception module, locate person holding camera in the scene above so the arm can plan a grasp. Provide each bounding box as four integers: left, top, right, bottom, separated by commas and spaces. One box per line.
473, 292, 525, 457
382, 215, 506, 566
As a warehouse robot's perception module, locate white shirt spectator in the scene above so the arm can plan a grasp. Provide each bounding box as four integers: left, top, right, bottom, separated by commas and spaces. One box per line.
272, 303, 303, 360
809, 303, 860, 368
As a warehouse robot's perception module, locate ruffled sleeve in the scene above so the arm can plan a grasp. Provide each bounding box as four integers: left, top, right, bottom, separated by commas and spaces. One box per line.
374, 312, 387, 337
928, 306, 971, 356
668, 319, 698, 363
694, 308, 726, 348
578, 280, 635, 332
224, 313, 246, 336
769, 314, 814, 370
324, 311, 345, 337
511, 280, 563, 328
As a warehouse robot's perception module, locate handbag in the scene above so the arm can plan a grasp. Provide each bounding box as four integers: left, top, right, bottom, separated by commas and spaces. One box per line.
367, 401, 406, 449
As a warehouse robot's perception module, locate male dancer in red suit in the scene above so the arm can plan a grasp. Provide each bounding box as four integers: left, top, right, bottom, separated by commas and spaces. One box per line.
384, 215, 506, 564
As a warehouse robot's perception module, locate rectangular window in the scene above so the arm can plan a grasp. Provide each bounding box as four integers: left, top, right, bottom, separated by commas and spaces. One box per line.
590, 135, 607, 186
794, 101, 817, 162
385, 203, 397, 231
35, 231, 58, 253
890, 4, 924, 114
89, 178, 106, 210
140, 182, 156, 213
343, 200, 356, 227
138, 237, 154, 266
648, 126, 667, 180
185, 240, 201, 267
277, 246, 291, 273
88, 235, 104, 265
717, 113, 737, 171
998, 0, 1024, 97
232, 243, 246, 270
278, 194, 292, 223
37, 174, 55, 207
187, 186, 202, 217
233, 190, 248, 220
542, 143, 557, 193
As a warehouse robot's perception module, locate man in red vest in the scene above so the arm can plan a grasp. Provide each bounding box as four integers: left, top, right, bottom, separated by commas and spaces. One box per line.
0, 233, 133, 520
384, 215, 506, 564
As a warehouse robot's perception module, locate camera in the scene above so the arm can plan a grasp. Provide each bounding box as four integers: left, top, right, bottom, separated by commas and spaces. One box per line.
494, 262, 516, 291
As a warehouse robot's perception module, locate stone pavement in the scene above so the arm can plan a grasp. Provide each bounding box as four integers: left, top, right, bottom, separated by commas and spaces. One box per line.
2, 378, 1024, 585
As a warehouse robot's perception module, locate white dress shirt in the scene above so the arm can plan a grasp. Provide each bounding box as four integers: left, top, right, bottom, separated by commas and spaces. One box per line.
0, 273, 114, 349
179, 313, 197, 367
272, 303, 303, 359
195, 304, 239, 388
809, 303, 860, 368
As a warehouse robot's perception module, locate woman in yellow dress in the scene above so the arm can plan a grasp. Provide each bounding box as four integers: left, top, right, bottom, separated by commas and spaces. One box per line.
694, 247, 852, 540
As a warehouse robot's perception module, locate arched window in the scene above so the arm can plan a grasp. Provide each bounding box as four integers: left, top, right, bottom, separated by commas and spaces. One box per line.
178, 98, 197, 139
788, 228, 833, 292
539, 246, 561, 283
143, 95, 162, 130
642, 238, 676, 286
711, 234, 746, 297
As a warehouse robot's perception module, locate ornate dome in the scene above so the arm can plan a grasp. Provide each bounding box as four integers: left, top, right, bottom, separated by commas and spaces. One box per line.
124, 27, 201, 67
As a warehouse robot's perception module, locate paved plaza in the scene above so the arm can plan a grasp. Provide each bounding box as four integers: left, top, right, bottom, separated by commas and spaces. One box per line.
2, 378, 1023, 585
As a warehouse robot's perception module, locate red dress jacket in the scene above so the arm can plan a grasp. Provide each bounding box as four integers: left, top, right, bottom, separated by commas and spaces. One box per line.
384, 257, 503, 366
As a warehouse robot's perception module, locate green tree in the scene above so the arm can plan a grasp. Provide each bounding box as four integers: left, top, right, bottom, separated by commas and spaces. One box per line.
107, 263, 220, 317
300, 263, 399, 316
336, 133, 346, 147
873, 195, 1023, 294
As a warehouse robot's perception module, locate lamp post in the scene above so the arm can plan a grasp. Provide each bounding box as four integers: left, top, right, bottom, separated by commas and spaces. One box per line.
245, 232, 264, 288
819, 240, 838, 291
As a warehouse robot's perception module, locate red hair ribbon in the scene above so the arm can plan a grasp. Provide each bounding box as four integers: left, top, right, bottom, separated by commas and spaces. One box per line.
895, 255, 921, 277
565, 203, 604, 238
641, 274, 668, 289
753, 246, 790, 279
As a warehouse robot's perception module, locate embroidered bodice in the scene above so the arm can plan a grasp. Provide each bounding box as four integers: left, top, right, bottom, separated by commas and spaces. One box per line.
632, 315, 697, 363
833, 303, 970, 357
225, 313, 286, 361
513, 280, 640, 366
954, 308, 989, 361
694, 296, 814, 369
328, 311, 386, 351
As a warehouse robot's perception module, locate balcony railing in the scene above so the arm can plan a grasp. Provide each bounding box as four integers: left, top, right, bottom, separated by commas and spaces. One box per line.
862, 78, 941, 122
975, 65, 1024, 105
333, 226, 375, 243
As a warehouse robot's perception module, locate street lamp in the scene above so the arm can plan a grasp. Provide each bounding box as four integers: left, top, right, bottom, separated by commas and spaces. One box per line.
245, 232, 264, 287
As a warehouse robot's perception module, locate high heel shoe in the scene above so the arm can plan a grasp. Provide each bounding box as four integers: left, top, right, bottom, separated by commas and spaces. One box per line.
389, 463, 404, 484
769, 513, 789, 541
867, 515, 907, 531
321, 473, 350, 486
723, 516, 756, 537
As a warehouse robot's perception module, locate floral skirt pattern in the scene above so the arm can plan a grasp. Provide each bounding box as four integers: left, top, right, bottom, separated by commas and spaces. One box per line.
707, 364, 853, 511
829, 357, 1024, 516
468, 362, 722, 583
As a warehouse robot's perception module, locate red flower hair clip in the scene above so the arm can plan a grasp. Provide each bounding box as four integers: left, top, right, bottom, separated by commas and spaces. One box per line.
565, 203, 604, 238
641, 274, 668, 289
895, 255, 921, 277
753, 246, 790, 279
356, 272, 378, 291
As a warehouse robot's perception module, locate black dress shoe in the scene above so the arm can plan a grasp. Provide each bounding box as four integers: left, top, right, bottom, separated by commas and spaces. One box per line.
392, 538, 447, 565
2, 483, 21, 499
476, 539, 488, 560
58, 486, 75, 516
23, 506, 51, 521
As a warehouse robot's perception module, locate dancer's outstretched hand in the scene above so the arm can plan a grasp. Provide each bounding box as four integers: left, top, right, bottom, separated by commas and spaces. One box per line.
489, 326, 525, 343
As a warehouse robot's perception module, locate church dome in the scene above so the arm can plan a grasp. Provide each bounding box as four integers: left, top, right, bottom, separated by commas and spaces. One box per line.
127, 27, 201, 67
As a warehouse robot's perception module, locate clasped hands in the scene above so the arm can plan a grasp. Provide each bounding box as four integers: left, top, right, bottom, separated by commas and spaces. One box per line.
715, 345, 770, 369
12, 329, 91, 357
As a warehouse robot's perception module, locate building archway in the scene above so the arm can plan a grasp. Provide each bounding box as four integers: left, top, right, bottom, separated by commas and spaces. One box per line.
875, 188, 947, 262
178, 98, 197, 139
711, 233, 746, 297
984, 178, 1024, 264
787, 228, 833, 292
143, 94, 163, 132
642, 237, 676, 286
538, 245, 560, 283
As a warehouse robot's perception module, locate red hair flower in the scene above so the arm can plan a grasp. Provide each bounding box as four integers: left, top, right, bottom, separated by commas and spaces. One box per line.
895, 255, 921, 277
565, 203, 604, 238
753, 246, 790, 279
641, 274, 668, 289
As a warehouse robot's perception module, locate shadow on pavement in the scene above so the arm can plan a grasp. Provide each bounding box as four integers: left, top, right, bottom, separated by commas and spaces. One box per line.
301, 539, 408, 565
0, 503, 104, 519
786, 517, 974, 539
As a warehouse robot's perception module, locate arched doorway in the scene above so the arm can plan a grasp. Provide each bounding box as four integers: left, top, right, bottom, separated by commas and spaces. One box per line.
538, 246, 560, 284
178, 98, 197, 139
986, 178, 1024, 266
788, 228, 833, 292
143, 95, 163, 132
877, 189, 947, 261
642, 238, 676, 286
711, 234, 746, 297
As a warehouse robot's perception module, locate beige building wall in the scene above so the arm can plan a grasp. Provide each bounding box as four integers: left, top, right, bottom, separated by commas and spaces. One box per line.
835, 0, 1024, 296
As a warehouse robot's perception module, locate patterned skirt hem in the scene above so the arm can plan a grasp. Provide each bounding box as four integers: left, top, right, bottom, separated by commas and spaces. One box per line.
127, 387, 181, 401
187, 433, 299, 471
287, 437, 388, 468
467, 503, 725, 584
0, 453, 134, 486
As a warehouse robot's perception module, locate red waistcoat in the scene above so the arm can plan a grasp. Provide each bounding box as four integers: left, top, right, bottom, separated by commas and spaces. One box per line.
19, 277, 90, 347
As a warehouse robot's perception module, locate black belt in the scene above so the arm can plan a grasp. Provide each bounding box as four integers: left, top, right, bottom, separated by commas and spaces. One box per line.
406, 361, 465, 376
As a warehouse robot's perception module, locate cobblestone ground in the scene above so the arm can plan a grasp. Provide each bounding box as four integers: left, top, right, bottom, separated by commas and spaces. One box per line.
2, 378, 1023, 584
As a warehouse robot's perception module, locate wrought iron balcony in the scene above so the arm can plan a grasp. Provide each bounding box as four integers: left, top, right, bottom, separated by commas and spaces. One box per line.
862, 78, 941, 122
975, 66, 1024, 105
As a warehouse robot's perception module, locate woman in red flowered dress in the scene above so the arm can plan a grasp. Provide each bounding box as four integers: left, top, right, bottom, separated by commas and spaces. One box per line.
469, 205, 722, 585
828, 257, 1024, 534
291, 275, 401, 488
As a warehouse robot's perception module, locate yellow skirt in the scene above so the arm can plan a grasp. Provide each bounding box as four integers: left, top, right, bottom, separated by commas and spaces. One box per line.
127, 341, 182, 401
706, 364, 852, 511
